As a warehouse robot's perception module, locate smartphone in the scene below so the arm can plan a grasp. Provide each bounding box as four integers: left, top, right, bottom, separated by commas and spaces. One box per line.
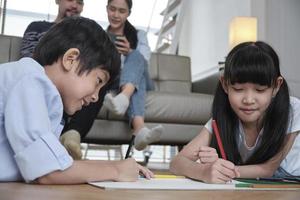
115, 35, 124, 48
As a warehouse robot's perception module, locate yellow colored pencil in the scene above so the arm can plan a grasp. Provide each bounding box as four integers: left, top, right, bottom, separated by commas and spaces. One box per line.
154, 174, 185, 179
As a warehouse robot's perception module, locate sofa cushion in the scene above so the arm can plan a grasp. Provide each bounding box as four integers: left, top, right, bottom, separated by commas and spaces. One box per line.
98, 91, 213, 125
149, 53, 192, 93
83, 120, 203, 145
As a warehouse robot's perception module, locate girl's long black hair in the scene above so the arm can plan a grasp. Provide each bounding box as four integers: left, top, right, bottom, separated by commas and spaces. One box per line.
107, 0, 138, 49
210, 41, 290, 165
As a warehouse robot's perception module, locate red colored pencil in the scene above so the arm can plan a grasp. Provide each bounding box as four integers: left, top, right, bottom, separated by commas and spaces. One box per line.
212, 120, 227, 160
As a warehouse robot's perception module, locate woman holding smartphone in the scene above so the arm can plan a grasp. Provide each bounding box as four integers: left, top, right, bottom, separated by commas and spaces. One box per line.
103, 0, 163, 151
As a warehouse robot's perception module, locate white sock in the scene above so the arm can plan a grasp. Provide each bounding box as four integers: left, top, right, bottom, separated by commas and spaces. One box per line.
103, 93, 129, 115
134, 125, 163, 151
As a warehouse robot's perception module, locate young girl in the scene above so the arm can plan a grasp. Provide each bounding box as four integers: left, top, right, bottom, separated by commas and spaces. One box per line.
170, 41, 300, 183
103, 0, 163, 151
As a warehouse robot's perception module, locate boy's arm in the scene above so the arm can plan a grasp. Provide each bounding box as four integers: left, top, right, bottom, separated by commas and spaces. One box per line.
236, 132, 298, 178
36, 158, 153, 184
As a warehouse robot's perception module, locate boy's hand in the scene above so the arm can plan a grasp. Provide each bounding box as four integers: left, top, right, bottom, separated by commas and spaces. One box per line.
201, 159, 240, 183
114, 158, 154, 181
194, 146, 218, 164
138, 163, 154, 179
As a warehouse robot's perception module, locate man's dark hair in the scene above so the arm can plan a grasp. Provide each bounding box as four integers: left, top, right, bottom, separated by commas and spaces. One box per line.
33, 16, 120, 84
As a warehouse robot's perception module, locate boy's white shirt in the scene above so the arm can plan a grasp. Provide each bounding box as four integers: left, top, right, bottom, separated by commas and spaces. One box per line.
0, 58, 73, 182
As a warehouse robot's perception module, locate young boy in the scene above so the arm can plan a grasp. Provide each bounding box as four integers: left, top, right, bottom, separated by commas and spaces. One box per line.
0, 17, 153, 184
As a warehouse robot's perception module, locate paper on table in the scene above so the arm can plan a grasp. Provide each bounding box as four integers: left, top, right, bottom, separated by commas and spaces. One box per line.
89, 178, 241, 190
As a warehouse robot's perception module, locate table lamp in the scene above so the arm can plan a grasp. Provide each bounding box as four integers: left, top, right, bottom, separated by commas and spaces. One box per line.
229, 17, 257, 50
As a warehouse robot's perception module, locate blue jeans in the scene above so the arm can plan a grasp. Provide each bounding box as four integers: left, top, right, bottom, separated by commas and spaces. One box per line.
119, 50, 154, 122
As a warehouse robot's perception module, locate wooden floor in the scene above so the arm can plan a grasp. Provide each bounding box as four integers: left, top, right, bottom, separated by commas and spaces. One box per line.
1, 182, 300, 200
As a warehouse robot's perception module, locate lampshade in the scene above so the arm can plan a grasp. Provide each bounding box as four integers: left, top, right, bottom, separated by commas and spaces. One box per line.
229, 17, 257, 50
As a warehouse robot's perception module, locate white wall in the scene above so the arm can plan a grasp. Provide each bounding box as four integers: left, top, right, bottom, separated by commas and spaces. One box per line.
252, 0, 300, 97
180, 0, 300, 97
179, 0, 251, 79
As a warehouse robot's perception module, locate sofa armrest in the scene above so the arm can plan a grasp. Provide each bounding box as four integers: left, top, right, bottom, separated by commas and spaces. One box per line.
192, 69, 221, 95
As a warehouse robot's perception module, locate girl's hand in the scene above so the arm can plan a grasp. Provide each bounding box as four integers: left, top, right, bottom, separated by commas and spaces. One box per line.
115, 36, 132, 55
201, 159, 239, 184
194, 146, 218, 164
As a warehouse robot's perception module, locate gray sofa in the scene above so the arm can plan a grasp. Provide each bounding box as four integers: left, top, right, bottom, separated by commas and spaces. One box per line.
0, 34, 213, 146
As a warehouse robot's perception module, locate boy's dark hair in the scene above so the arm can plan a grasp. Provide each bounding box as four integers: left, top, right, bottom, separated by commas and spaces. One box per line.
33, 17, 120, 85
107, 0, 138, 49
211, 41, 290, 165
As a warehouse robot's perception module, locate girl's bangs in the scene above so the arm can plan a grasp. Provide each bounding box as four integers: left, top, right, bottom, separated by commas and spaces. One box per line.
225, 47, 277, 86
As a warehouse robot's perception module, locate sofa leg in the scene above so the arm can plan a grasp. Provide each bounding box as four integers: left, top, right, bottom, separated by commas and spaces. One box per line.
125, 135, 135, 159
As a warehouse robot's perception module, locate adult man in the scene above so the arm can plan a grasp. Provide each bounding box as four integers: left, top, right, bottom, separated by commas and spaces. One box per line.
20, 0, 84, 57
20, 0, 89, 160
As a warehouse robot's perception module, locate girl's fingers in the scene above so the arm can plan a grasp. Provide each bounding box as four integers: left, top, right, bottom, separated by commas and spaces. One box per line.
199, 146, 217, 153
194, 147, 217, 157
216, 173, 233, 183
200, 155, 218, 163
218, 160, 237, 178
218, 166, 236, 179
198, 150, 218, 163
198, 151, 218, 158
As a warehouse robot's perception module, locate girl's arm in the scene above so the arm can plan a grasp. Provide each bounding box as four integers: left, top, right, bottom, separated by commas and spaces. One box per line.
236, 132, 298, 178
36, 158, 153, 184
170, 128, 238, 183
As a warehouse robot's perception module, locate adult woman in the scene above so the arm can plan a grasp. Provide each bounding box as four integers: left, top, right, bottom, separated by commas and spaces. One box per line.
103, 0, 163, 151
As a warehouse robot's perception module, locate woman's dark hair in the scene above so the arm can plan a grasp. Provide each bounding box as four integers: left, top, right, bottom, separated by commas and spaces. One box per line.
107, 0, 138, 49
210, 41, 290, 165
33, 16, 120, 85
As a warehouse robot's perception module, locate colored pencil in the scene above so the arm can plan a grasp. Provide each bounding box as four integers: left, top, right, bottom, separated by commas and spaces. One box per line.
125, 135, 135, 159
236, 183, 300, 189
154, 174, 185, 179
212, 119, 227, 160
257, 177, 300, 183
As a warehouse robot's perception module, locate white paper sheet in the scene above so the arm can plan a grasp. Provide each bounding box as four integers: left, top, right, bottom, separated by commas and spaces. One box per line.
89, 178, 241, 190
